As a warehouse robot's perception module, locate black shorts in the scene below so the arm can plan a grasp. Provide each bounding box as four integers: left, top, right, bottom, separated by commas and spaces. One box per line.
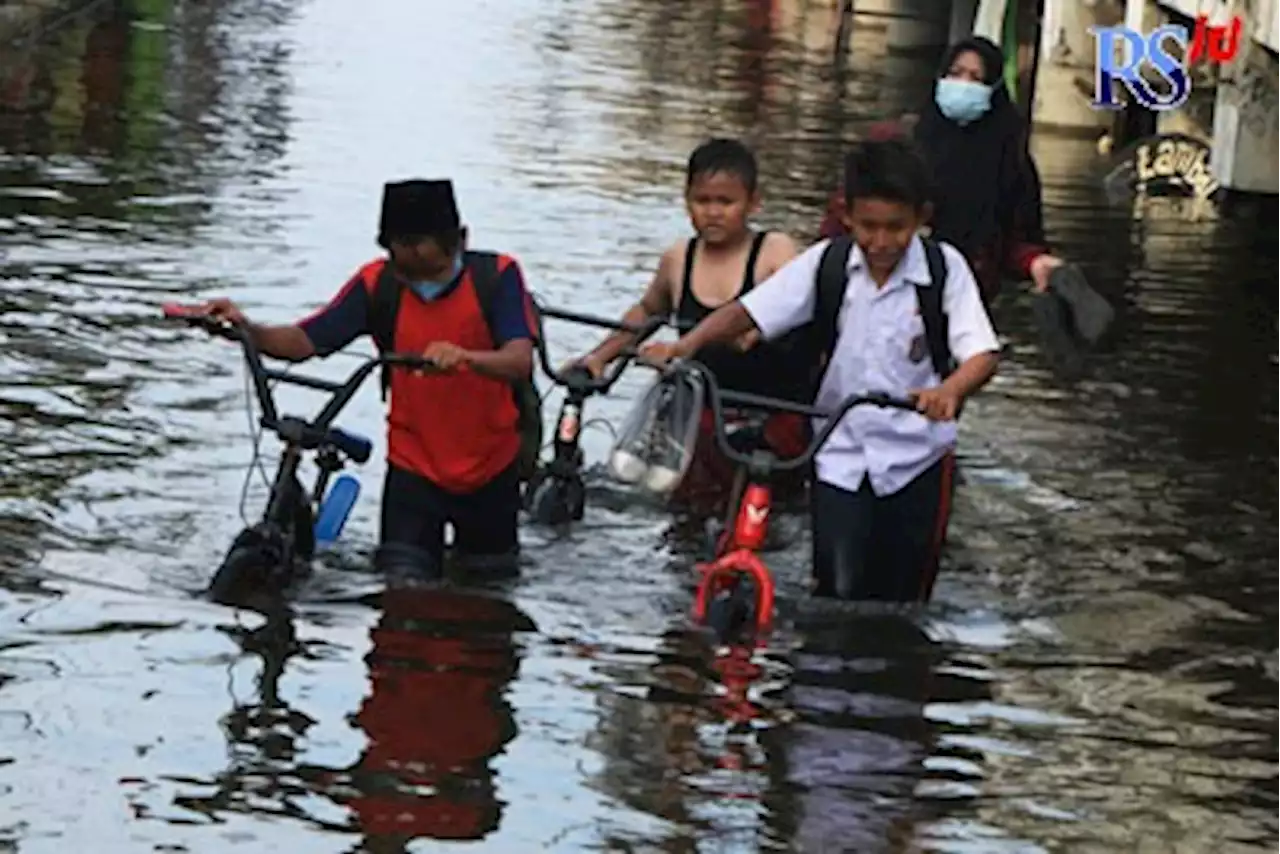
811, 453, 956, 603
378, 462, 520, 576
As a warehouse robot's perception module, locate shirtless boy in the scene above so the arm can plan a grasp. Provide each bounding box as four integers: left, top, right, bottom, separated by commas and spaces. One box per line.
577, 138, 815, 516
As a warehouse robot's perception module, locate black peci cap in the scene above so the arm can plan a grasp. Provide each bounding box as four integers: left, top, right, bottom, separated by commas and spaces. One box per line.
377, 179, 461, 247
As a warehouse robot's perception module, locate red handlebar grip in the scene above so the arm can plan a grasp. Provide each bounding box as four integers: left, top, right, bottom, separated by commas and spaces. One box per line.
161, 302, 206, 319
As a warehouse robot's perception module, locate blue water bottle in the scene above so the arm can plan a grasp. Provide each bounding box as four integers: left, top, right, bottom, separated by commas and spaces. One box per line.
314, 473, 361, 546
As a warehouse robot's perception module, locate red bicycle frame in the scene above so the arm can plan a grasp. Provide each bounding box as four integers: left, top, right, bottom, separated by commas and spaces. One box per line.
691, 476, 778, 635
652, 357, 913, 640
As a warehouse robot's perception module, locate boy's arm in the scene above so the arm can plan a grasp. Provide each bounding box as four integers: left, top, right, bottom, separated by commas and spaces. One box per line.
583, 245, 677, 367
463, 259, 535, 382
247, 321, 317, 362
295, 273, 372, 360
939, 246, 1000, 399
201, 272, 369, 362
665, 242, 825, 359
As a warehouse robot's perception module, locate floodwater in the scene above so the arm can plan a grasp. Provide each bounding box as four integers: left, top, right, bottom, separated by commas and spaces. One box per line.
0, 0, 1275, 851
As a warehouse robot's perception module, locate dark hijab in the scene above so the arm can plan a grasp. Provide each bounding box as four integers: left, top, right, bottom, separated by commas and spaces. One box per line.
915, 36, 1044, 259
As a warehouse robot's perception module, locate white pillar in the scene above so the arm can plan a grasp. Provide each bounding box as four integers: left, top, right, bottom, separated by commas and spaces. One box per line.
973, 0, 1008, 42
1031, 0, 1119, 133
1210, 35, 1280, 193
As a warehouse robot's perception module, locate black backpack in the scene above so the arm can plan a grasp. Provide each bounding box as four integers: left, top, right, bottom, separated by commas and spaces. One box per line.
367, 250, 543, 482
811, 235, 957, 393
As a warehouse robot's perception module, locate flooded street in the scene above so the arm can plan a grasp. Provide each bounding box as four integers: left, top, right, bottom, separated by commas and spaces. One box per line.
1, 0, 1276, 850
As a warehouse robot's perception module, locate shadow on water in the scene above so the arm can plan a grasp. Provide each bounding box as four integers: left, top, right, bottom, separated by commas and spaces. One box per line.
0, 0, 1276, 850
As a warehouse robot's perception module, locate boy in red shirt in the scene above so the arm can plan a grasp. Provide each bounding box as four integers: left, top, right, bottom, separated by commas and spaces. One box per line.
196, 179, 535, 578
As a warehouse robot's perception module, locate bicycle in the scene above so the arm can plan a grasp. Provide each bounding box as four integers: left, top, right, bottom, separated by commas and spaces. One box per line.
523, 303, 663, 526
649, 358, 916, 641
161, 303, 430, 607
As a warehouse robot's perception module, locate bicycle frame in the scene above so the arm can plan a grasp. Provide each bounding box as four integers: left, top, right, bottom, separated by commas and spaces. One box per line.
652, 359, 915, 637
525, 303, 663, 525
162, 304, 429, 599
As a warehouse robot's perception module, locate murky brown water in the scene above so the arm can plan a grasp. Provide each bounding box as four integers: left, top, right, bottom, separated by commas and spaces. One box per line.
1, 0, 1276, 851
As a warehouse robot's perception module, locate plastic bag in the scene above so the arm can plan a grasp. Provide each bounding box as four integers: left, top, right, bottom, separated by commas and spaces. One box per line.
608, 369, 705, 495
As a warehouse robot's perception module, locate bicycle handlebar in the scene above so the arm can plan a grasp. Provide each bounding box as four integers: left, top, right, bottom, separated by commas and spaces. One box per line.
161, 303, 433, 431
531, 301, 668, 396
647, 357, 918, 473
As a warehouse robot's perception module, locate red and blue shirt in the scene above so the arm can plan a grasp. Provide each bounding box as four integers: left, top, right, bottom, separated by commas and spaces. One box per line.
299, 254, 535, 493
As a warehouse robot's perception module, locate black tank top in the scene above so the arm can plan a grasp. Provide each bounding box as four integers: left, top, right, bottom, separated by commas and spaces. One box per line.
675, 231, 814, 403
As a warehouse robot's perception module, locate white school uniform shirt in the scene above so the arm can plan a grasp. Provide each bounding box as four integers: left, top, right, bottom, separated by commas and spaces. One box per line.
739, 233, 999, 497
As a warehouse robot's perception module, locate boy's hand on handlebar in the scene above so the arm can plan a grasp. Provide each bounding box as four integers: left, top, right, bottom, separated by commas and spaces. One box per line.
638, 340, 684, 366
421, 341, 470, 372
563, 353, 607, 378
199, 298, 247, 326
909, 386, 961, 421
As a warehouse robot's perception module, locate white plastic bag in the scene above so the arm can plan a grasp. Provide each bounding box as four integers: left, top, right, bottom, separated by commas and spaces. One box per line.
608, 369, 705, 495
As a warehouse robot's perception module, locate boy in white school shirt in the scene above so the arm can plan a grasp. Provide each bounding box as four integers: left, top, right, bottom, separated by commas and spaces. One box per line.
641, 137, 1000, 603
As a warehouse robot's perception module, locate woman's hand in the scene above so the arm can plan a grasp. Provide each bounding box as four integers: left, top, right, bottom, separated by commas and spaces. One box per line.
1029, 253, 1064, 293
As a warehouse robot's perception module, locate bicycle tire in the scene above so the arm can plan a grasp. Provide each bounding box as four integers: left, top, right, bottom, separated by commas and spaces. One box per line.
285, 475, 316, 563
208, 542, 274, 606
705, 580, 756, 644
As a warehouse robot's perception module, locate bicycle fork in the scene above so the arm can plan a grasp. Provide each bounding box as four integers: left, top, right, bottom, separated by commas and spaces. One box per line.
692, 480, 777, 636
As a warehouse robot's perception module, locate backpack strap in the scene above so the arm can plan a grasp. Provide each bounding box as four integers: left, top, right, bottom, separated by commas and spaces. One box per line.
365, 261, 401, 400
915, 237, 954, 381
367, 261, 399, 353
812, 235, 855, 388
463, 250, 504, 345
367, 252, 528, 399
465, 250, 543, 483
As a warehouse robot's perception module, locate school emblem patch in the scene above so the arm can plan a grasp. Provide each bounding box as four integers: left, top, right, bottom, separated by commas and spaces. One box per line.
908, 333, 928, 363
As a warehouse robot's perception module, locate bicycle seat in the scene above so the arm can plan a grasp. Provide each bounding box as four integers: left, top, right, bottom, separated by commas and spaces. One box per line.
326, 427, 373, 464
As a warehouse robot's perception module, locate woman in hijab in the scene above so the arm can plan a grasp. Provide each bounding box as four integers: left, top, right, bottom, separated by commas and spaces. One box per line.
819, 36, 1111, 347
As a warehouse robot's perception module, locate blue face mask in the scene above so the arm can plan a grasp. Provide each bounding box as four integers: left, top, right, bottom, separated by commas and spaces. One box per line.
407, 254, 463, 302
935, 78, 993, 125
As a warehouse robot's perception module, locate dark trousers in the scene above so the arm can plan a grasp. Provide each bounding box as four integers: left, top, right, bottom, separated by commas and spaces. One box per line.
378, 463, 520, 576
811, 453, 956, 603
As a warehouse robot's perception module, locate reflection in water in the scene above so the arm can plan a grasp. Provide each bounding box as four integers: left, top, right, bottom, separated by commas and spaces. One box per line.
0, 0, 1275, 849
173, 610, 323, 826
344, 587, 531, 847
180, 588, 532, 850
761, 613, 965, 853
587, 608, 996, 852
0, 0, 296, 576
586, 626, 777, 848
